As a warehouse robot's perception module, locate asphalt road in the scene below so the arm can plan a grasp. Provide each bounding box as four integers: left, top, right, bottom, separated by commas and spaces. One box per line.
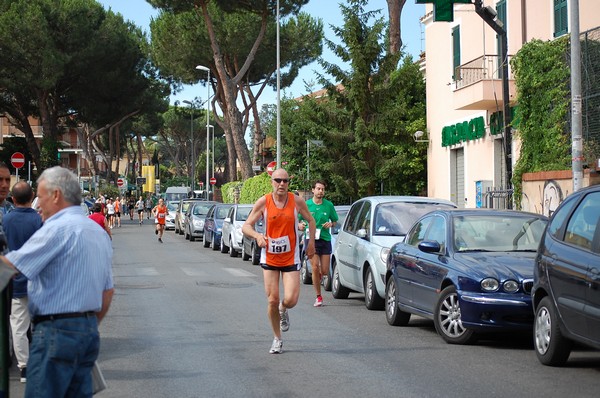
9, 216, 600, 397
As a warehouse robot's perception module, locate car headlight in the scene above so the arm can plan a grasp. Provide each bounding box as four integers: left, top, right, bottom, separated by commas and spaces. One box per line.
503, 280, 519, 293
193, 219, 204, 228
481, 278, 499, 292
380, 247, 390, 263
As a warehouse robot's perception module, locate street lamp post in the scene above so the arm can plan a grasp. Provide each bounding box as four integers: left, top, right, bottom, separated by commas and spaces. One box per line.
182, 100, 194, 191
196, 65, 210, 200
209, 125, 215, 180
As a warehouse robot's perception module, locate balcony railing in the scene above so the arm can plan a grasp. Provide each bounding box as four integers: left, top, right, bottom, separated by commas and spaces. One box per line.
454, 54, 513, 90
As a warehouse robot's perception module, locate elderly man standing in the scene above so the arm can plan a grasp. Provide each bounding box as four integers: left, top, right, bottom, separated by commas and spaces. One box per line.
243, 168, 316, 354
1, 166, 113, 398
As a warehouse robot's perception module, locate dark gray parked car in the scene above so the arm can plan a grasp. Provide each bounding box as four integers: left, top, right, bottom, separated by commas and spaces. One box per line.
183, 201, 216, 242
532, 184, 600, 366
241, 217, 264, 265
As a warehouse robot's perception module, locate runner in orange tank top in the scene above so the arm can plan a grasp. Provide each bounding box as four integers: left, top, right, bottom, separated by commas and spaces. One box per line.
242, 168, 316, 354
152, 198, 167, 243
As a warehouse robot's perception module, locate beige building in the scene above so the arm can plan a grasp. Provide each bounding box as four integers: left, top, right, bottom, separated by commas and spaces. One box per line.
421, 0, 599, 208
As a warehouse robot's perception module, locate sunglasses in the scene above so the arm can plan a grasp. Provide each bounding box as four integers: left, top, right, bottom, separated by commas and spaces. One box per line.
272, 178, 289, 184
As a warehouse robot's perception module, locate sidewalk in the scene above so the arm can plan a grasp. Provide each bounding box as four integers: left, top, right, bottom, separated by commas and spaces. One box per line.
8, 361, 25, 396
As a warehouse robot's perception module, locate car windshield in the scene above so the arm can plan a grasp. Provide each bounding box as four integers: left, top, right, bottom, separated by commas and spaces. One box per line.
332, 209, 349, 235
167, 202, 178, 212
182, 201, 193, 213
373, 202, 455, 236
236, 206, 252, 221
453, 215, 547, 252
216, 206, 232, 219
193, 204, 213, 216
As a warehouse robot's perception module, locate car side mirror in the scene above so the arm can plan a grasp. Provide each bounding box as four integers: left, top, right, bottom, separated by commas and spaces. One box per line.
224, 217, 231, 222
418, 240, 441, 253
357, 228, 368, 239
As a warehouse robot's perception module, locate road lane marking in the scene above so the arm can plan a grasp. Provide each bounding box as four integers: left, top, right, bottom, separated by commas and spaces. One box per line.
223, 268, 256, 278
180, 267, 207, 277
135, 267, 160, 276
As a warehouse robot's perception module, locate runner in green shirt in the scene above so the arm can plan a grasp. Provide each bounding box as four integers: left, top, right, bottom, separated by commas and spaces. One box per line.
299, 180, 338, 307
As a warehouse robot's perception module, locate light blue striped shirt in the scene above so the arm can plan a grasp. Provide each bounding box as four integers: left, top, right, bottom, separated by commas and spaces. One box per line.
6, 205, 113, 317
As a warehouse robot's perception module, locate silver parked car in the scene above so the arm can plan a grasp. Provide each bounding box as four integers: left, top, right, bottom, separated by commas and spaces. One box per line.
332, 196, 456, 310
300, 205, 350, 291
175, 198, 203, 235
183, 201, 216, 241
221, 204, 254, 257
165, 200, 178, 230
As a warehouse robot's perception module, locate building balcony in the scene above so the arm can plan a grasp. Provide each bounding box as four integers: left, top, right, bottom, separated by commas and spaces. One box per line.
453, 54, 516, 111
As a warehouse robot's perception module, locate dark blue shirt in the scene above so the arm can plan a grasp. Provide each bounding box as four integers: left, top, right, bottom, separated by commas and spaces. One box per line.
4, 207, 43, 298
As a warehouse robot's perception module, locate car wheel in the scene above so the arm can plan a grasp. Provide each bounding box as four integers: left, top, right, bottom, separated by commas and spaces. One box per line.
190, 235, 195, 242
434, 286, 477, 345
175, 224, 179, 234
322, 271, 332, 292
228, 237, 237, 257
534, 296, 573, 366
331, 260, 350, 299
184, 229, 190, 240
203, 231, 210, 248
364, 267, 384, 310
220, 237, 228, 253
212, 234, 219, 251
251, 242, 260, 265
300, 254, 312, 285
179, 224, 184, 235
385, 277, 410, 326
241, 241, 250, 261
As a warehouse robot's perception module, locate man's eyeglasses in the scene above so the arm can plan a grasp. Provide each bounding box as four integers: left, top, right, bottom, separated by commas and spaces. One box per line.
272, 178, 289, 184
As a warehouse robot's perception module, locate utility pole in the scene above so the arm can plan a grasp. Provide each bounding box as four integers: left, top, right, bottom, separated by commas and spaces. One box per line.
474, 0, 512, 207
570, 0, 583, 192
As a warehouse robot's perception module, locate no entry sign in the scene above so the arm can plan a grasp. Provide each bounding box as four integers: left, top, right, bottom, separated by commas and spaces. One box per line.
210, 177, 217, 185
266, 161, 277, 176
11, 152, 25, 169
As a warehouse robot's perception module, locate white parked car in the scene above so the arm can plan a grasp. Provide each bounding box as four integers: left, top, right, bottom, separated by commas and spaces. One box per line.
220, 204, 253, 257
165, 200, 178, 230
332, 196, 456, 310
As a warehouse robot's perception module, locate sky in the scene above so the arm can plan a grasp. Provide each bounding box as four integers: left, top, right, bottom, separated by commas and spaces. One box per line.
97, 0, 426, 106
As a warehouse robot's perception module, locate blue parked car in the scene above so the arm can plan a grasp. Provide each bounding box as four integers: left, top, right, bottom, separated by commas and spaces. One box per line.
203, 203, 234, 251
385, 209, 547, 344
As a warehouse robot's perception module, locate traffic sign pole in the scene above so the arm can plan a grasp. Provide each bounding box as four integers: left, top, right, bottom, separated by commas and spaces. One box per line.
11, 152, 25, 182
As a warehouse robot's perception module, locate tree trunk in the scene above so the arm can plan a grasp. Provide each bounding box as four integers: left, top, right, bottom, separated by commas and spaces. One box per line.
114, 124, 121, 180
387, 0, 406, 56
199, 0, 264, 181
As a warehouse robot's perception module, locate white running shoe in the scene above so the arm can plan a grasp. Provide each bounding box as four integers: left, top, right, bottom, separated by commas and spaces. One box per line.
279, 306, 289, 332
269, 338, 283, 354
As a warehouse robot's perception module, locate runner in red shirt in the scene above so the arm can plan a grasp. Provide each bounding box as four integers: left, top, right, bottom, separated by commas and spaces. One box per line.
152, 198, 167, 243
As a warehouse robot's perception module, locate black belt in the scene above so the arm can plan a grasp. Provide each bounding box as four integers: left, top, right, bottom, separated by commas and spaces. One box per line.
32, 311, 96, 325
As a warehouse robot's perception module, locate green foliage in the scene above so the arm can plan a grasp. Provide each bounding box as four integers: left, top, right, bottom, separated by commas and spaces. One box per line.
99, 184, 120, 200
39, 137, 62, 169
221, 181, 244, 203
239, 173, 272, 204
511, 38, 571, 208
0, 0, 167, 174
161, 175, 189, 192
263, 0, 427, 204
